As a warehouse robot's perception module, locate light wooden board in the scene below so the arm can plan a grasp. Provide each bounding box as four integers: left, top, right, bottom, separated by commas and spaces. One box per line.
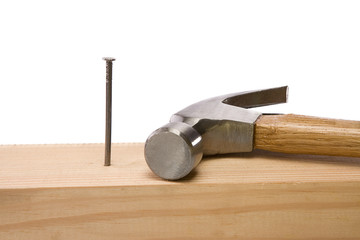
1, 143, 360, 239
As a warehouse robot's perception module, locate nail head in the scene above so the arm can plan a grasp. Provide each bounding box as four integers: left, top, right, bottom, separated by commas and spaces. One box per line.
103, 57, 116, 61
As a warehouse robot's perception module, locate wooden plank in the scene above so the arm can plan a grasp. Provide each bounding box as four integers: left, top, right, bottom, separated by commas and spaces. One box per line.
0, 143, 360, 239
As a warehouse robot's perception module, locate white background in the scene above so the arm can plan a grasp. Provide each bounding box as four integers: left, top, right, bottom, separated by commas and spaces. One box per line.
0, 1, 359, 145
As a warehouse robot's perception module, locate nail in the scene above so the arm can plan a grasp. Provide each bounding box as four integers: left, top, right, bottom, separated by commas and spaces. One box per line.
103, 57, 116, 166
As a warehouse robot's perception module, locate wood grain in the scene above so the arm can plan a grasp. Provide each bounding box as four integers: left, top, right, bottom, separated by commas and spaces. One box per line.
255, 114, 360, 158
1, 143, 360, 239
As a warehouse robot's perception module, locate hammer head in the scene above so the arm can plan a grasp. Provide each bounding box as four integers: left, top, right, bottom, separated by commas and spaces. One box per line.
145, 86, 288, 180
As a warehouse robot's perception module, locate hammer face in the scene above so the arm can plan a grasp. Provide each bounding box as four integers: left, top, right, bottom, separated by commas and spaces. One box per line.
145, 122, 203, 180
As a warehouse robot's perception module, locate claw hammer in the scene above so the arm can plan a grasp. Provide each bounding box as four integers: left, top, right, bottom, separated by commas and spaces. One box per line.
144, 86, 360, 180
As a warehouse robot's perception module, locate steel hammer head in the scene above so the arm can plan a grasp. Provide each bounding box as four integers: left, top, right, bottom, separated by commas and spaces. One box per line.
145, 86, 288, 180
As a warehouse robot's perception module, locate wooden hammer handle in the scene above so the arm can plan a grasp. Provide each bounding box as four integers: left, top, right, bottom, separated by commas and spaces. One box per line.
254, 114, 360, 158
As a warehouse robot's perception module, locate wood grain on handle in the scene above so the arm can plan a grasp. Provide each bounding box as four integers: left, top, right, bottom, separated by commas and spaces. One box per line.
255, 114, 360, 158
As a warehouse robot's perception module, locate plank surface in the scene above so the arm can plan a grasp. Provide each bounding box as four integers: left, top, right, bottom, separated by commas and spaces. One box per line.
2, 143, 360, 188
1, 143, 360, 239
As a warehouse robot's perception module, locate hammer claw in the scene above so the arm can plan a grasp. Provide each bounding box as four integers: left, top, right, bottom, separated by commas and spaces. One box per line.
222, 86, 288, 109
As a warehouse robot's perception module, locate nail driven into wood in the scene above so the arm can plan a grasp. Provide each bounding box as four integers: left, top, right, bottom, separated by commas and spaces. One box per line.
103, 57, 116, 166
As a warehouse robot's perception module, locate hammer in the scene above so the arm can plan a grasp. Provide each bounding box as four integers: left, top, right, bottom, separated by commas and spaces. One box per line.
144, 86, 360, 180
